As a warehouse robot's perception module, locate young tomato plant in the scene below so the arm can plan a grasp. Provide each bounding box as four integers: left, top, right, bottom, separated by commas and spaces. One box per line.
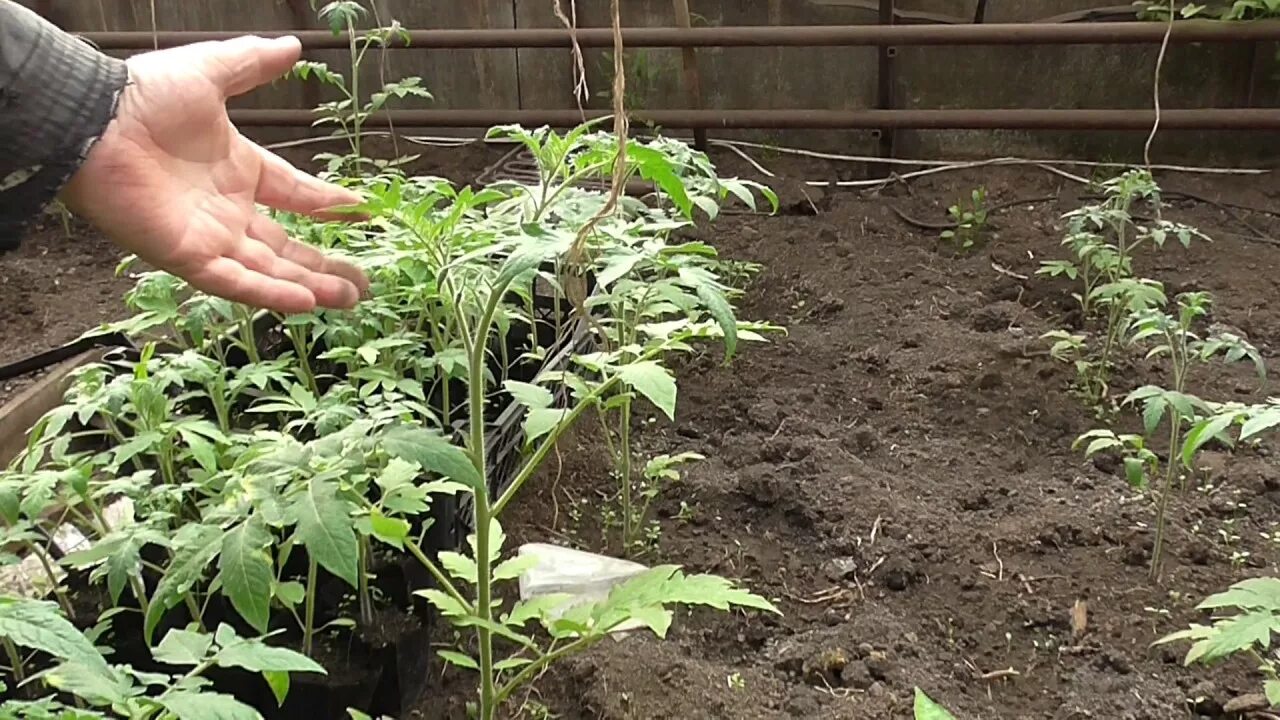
1077, 291, 1264, 578
1038, 170, 1207, 410
326, 125, 786, 720
939, 186, 989, 251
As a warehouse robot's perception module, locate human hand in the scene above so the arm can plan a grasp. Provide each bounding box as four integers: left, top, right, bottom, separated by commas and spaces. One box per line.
60, 35, 369, 314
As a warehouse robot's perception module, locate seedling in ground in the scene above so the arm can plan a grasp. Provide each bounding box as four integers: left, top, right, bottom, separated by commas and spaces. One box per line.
940, 186, 989, 251
1076, 290, 1264, 578
1038, 170, 1208, 410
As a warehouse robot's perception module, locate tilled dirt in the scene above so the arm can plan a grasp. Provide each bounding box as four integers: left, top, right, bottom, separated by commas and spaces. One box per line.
479, 163, 1280, 720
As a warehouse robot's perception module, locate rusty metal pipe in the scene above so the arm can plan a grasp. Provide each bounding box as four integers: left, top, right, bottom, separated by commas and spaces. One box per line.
229, 108, 1280, 130
81, 21, 1280, 50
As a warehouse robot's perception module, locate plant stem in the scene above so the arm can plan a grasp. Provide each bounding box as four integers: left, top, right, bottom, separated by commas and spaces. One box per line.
402, 536, 470, 611
1151, 413, 1182, 581
494, 635, 600, 706
358, 536, 373, 627
289, 324, 320, 397
26, 541, 74, 617
303, 556, 318, 657
238, 307, 261, 365
3, 639, 25, 693
619, 398, 634, 553
467, 283, 511, 720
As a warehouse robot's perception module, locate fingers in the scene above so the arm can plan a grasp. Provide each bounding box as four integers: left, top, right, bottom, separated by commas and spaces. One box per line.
251, 141, 366, 220
243, 216, 365, 309
199, 35, 304, 98
184, 257, 318, 315
249, 215, 370, 295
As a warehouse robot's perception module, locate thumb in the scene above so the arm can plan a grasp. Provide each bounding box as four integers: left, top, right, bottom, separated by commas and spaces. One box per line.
196, 35, 303, 98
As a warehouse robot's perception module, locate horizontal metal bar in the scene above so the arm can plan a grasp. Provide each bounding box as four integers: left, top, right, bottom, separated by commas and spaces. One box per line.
230, 108, 1280, 130
82, 21, 1280, 50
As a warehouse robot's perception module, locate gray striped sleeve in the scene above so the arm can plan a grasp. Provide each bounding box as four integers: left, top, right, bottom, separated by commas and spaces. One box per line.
1, 0, 128, 250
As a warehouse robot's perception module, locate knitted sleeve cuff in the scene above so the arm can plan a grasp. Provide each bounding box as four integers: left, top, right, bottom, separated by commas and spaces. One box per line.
0, 2, 129, 250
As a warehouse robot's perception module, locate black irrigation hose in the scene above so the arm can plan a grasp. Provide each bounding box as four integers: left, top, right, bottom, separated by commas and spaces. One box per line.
0, 332, 134, 383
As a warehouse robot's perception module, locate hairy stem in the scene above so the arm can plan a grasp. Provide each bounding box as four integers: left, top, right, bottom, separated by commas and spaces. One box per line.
303, 556, 318, 657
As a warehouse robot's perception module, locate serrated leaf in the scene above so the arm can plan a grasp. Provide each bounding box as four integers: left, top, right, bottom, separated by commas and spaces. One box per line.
1186, 611, 1277, 664
913, 688, 958, 720
627, 606, 674, 638
159, 690, 260, 720
43, 661, 134, 706
414, 589, 469, 617
382, 426, 482, 490
1142, 397, 1167, 435
153, 629, 212, 666
146, 523, 222, 645
0, 598, 107, 670
616, 361, 677, 420
217, 640, 325, 675
492, 554, 538, 582
368, 509, 410, 550
289, 478, 359, 588
505, 380, 553, 410
504, 594, 574, 627
220, 520, 274, 634
439, 551, 478, 584
524, 408, 570, 445
1197, 577, 1280, 611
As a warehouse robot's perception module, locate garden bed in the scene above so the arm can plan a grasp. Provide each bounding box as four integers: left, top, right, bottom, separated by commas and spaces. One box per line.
3, 141, 1280, 719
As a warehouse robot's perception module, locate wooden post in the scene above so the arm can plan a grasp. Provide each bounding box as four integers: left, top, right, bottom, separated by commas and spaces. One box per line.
671, 0, 707, 151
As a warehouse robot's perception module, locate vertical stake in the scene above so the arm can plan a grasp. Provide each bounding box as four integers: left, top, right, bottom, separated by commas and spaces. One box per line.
875, 0, 897, 178
672, 0, 708, 151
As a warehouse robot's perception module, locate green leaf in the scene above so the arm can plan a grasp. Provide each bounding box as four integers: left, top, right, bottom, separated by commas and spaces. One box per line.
1182, 412, 1238, 467
274, 581, 306, 608
1241, 408, 1280, 441
146, 523, 222, 645
158, 690, 261, 720
368, 509, 410, 550
492, 554, 538, 582
503, 594, 574, 628
264, 670, 290, 707
629, 145, 692, 217
289, 477, 359, 588
1265, 679, 1280, 708
0, 598, 107, 670
153, 629, 213, 666
504, 380, 553, 410
913, 688, 958, 720
439, 551, 479, 584
1142, 397, 1167, 435
616, 361, 677, 421
1197, 577, 1280, 612
524, 408, 570, 445
43, 661, 135, 706
1186, 611, 1276, 664
695, 283, 738, 362
437, 650, 479, 670
382, 426, 483, 490
220, 519, 274, 634
627, 606, 674, 638
414, 589, 469, 618
1122, 457, 1149, 489
217, 639, 325, 675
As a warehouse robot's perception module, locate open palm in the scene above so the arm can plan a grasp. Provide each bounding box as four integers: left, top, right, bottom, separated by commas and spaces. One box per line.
61, 35, 368, 314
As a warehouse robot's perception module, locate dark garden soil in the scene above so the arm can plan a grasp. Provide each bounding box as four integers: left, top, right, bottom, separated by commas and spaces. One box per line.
6, 139, 1280, 720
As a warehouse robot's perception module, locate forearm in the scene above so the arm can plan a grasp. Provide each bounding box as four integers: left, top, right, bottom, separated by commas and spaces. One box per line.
0, 1, 128, 250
